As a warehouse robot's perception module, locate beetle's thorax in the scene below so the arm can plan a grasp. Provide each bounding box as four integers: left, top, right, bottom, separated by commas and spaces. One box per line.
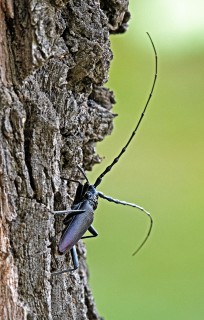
83, 185, 98, 210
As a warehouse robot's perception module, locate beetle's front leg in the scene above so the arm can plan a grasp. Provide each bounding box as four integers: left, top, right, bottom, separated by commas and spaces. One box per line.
52, 209, 85, 218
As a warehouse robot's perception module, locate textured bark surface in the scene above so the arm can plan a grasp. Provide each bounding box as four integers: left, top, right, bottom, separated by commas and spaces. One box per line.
0, 0, 130, 319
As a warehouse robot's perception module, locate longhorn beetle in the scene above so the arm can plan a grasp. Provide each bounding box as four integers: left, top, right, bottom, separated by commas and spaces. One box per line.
52, 32, 157, 275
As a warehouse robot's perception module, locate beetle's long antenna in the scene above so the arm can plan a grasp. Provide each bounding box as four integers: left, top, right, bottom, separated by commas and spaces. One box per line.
77, 165, 89, 183
98, 191, 153, 255
61, 165, 89, 184
94, 33, 157, 188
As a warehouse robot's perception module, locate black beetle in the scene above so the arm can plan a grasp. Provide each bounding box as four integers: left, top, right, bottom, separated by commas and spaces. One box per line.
52, 33, 157, 275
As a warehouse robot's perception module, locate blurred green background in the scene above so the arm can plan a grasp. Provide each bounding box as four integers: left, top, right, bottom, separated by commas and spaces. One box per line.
86, 1, 204, 319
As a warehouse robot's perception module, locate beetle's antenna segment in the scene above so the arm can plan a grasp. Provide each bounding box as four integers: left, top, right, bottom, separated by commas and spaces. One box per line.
132, 214, 153, 256
98, 191, 153, 255
94, 32, 157, 188
77, 165, 89, 183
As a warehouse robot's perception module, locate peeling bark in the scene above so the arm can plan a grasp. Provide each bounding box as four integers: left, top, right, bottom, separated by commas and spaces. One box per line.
0, 0, 130, 319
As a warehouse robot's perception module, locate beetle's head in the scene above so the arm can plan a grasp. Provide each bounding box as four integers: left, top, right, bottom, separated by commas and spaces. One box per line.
84, 185, 98, 210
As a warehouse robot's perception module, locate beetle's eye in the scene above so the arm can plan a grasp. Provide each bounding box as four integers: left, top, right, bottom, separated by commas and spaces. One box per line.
84, 191, 90, 199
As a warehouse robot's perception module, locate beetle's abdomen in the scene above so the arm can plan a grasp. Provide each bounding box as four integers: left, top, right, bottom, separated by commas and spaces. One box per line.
58, 200, 94, 254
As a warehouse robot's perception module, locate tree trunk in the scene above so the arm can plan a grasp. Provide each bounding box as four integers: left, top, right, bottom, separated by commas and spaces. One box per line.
0, 0, 130, 319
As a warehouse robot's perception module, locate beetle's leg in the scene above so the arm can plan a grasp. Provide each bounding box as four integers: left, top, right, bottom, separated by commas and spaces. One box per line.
71, 246, 79, 270
53, 209, 85, 217
61, 178, 81, 184
98, 191, 153, 256
52, 246, 79, 276
62, 202, 86, 225
81, 225, 98, 239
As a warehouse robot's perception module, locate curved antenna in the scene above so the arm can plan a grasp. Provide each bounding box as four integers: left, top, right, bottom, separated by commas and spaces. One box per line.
77, 165, 89, 183
132, 213, 153, 256
61, 166, 89, 184
98, 191, 153, 255
94, 32, 157, 188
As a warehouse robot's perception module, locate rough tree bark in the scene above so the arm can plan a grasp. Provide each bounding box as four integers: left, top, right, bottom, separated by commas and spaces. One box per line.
0, 0, 130, 319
